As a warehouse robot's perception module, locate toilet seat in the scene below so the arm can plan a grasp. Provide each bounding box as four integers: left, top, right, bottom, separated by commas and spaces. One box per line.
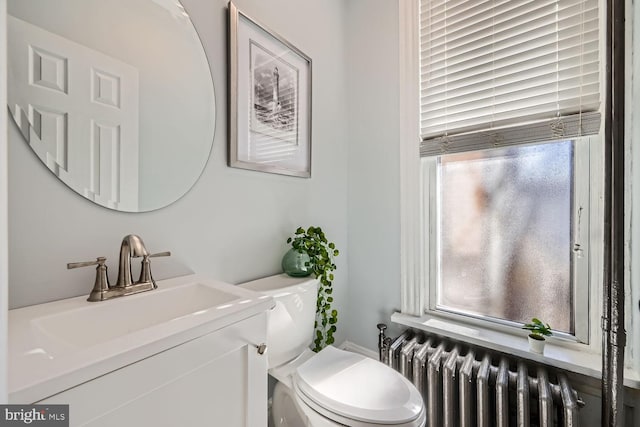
291, 346, 426, 427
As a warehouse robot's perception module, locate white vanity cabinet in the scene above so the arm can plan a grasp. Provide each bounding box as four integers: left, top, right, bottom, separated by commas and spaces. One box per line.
38, 311, 268, 427
9, 276, 273, 427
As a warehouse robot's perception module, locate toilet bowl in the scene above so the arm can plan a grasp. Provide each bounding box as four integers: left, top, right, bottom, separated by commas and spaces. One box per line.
240, 274, 426, 427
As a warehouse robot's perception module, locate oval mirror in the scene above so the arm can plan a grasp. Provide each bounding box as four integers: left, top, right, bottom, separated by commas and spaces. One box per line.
7, 0, 215, 212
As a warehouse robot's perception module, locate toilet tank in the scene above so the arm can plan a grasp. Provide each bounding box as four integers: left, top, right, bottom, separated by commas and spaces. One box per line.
239, 274, 318, 368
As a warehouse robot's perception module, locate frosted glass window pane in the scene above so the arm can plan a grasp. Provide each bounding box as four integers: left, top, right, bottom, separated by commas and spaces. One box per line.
436, 141, 574, 333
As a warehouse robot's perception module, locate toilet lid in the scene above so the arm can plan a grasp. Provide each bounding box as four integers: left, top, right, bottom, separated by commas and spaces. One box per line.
293, 346, 424, 426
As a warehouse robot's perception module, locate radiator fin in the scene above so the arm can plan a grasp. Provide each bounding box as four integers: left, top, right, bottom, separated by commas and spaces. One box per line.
443, 346, 460, 427
477, 355, 492, 427
517, 362, 530, 427
538, 367, 554, 427
496, 358, 510, 427
427, 343, 446, 427
459, 351, 475, 427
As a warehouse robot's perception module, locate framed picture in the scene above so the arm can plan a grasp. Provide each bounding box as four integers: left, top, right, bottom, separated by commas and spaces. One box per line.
228, 2, 312, 177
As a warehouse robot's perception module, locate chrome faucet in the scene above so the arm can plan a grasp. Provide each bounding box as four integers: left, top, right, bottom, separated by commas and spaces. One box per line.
67, 234, 170, 302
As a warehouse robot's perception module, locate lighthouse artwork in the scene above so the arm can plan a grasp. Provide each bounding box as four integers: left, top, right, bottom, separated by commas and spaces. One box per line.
228, 1, 311, 177
250, 41, 299, 146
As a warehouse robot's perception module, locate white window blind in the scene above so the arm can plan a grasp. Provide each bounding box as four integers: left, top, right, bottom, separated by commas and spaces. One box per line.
420, 0, 600, 156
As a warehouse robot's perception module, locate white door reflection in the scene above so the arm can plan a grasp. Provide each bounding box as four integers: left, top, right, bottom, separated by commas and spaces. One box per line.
9, 16, 140, 211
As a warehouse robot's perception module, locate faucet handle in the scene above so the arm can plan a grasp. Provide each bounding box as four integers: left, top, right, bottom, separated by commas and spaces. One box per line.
67, 257, 106, 269
138, 251, 171, 289
149, 251, 171, 258
67, 257, 111, 302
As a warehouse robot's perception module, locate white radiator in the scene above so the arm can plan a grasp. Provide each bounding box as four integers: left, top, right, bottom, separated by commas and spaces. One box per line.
382, 331, 584, 427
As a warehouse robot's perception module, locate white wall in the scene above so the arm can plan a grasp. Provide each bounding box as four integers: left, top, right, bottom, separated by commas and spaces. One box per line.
344, 0, 404, 350
8, 0, 349, 346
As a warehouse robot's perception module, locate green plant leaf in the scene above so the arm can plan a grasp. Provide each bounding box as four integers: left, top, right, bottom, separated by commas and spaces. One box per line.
522, 317, 552, 336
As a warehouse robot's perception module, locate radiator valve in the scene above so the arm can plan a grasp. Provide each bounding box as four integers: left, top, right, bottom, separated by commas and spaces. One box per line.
377, 323, 392, 363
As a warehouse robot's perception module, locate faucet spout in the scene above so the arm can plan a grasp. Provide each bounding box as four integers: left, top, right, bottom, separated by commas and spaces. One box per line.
115, 234, 149, 288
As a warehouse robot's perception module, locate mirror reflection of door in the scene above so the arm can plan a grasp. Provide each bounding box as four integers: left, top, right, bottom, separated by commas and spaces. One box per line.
7, 0, 216, 212
8, 16, 139, 211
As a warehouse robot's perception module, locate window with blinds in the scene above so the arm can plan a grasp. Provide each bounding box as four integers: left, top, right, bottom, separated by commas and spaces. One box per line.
419, 0, 600, 156
415, 0, 599, 341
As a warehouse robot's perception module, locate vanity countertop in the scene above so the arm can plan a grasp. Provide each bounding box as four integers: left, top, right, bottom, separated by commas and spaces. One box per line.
9, 274, 274, 403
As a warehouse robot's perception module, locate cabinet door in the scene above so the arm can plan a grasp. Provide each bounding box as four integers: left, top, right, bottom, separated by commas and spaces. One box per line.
38, 313, 268, 427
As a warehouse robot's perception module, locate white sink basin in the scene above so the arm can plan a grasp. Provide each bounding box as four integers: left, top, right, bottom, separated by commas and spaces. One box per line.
9, 275, 274, 403
31, 283, 239, 354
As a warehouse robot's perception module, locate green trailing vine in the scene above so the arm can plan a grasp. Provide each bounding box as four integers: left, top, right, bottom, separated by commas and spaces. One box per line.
287, 226, 339, 351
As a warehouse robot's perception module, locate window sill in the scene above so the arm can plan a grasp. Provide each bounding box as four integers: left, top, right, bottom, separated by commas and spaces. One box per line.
391, 312, 640, 389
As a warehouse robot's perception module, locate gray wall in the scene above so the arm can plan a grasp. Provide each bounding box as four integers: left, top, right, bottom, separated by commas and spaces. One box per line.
1, 0, 9, 403
8, 0, 350, 347
344, 0, 404, 351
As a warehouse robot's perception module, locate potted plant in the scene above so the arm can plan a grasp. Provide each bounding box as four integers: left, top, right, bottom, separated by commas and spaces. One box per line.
284, 226, 339, 351
522, 318, 552, 354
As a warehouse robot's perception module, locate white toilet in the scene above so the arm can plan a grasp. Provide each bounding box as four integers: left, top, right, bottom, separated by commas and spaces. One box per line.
240, 274, 426, 427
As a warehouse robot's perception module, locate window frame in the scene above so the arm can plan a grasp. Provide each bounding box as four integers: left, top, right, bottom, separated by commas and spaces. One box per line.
421, 137, 595, 345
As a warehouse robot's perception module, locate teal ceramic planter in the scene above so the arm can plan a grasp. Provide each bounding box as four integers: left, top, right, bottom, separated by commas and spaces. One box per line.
282, 248, 313, 277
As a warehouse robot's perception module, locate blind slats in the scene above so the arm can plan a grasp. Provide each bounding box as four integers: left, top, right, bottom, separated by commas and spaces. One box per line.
422, 47, 600, 86
421, 71, 600, 109
419, 0, 601, 153
425, 10, 597, 51
423, 20, 599, 59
